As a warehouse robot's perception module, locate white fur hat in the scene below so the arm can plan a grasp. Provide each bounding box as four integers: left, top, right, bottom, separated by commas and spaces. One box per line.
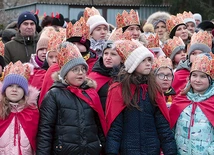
87, 15, 109, 34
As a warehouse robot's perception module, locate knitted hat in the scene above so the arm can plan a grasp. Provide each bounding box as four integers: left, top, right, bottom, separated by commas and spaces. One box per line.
188, 31, 212, 56
2, 61, 31, 95
17, 11, 37, 28
162, 36, 185, 60
87, 15, 109, 34
116, 40, 154, 73
57, 42, 88, 79
193, 13, 202, 22
197, 20, 214, 31
36, 36, 49, 53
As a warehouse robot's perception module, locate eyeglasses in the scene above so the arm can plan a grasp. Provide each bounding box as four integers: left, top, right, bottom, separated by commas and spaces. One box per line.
71, 66, 87, 74
157, 73, 173, 80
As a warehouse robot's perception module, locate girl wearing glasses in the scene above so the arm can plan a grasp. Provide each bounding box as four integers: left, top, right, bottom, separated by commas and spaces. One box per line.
105, 40, 177, 155
37, 42, 106, 155
153, 56, 176, 108
170, 54, 214, 154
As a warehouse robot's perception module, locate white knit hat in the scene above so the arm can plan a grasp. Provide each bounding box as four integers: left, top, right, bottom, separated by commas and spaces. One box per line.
193, 13, 202, 22
125, 45, 154, 73
87, 15, 109, 34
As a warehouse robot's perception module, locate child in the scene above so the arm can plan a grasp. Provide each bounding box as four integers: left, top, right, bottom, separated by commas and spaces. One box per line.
153, 56, 176, 108
170, 54, 214, 154
105, 40, 177, 154
0, 61, 39, 155
84, 7, 109, 56
163, 36, 187, 70
36, 42, 106, 154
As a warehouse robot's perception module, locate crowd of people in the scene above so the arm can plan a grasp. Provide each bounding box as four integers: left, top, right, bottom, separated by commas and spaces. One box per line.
0, 6, 214, 155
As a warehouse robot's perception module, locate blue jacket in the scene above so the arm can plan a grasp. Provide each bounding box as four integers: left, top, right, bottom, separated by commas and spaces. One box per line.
106, 88, 177, 155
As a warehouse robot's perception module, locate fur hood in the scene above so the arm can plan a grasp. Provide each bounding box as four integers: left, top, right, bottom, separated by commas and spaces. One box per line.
51, 71, 97, 89
0, 82, 40, 106
146, 11, 171, 28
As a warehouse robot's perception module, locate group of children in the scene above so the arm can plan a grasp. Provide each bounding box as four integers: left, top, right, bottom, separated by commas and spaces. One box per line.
0, 7, 214, 155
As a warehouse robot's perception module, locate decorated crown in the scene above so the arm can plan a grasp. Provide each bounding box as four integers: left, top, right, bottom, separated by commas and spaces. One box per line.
83, 7, 100, 22
152, 55, 173, 71
190, 54, 214, 78
146, 34, 160, 48
180, 11, 194, 20
57, 42, 82, 68
66, 17, 90, 40
4, 61, 31, 80
116, 9, 140, 28
190, 31, 212, 48
115, 40, 140, 62
162, 36, 185, 57
47, 34, 63, 52
0, 41, 4, 57
166, 15, 184, 33
41, 26, 66, 42
108, 28, 132, 41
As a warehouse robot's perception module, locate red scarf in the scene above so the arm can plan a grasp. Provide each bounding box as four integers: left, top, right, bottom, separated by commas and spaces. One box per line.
169, 94, 214, 129
0, 106, 39, 152
67, 86, 107, 136
88, 72, 112, 92
105, 82, 170, 133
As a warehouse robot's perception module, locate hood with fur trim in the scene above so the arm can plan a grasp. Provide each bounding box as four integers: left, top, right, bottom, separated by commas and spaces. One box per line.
146, 11, 171, 29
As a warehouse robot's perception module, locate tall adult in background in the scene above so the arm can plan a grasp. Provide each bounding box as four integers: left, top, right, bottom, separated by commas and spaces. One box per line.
4, 11, 39, 64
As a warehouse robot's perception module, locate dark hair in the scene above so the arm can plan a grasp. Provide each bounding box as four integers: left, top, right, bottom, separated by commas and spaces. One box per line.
41, 16, 53, 28
116, 68, 161, 109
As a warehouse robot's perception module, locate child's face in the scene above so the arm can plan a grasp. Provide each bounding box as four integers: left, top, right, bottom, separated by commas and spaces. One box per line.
65, 65, 87, 87
190, 71, 210, 94
91, 24, 108, 41
47, 51, 58, 67
103, 48, 122, 68
135, 57, 152, 75
155, 67, 173, 92
38, 48, 47, 62
125, 25, 141, 40
73, 42, 87, 52
173, 50, 186, 65
5, 84, 24, 102
189, 50, 203, 63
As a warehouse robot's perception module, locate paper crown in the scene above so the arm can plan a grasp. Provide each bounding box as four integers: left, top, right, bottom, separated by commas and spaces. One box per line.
190, 31, 212, 49
166, 15, 184, 33
162, 36, 185, 58
66, 17, 90, 40
115, 40, 140, 62
146, 34, 160, 48
4, 61, 31, 80
41, 26, 66, 43
152, 55, 173, 71
46, 34, 63, 52
191, 54, 214, 78
179, 11, 194, 23
107, 28, 132, 41
83, 7, 100, 22
116, 9, 140, 28
0, 41, 4, 57
57, 42, 82, 68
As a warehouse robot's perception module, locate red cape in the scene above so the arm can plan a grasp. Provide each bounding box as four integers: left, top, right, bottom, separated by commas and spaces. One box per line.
172, 69, 190, 94
28, 68, 46, 90
38, 64, 60, 107
88, 72, 112, 92
169, 94, 214, 129
86, 53, 98, 74
67, 86, 107, 136
105, 82, 170, 133
0, 106, 39, 151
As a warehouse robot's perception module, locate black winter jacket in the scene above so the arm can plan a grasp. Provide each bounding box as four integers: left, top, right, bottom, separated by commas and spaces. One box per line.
36, 82, 105, 155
